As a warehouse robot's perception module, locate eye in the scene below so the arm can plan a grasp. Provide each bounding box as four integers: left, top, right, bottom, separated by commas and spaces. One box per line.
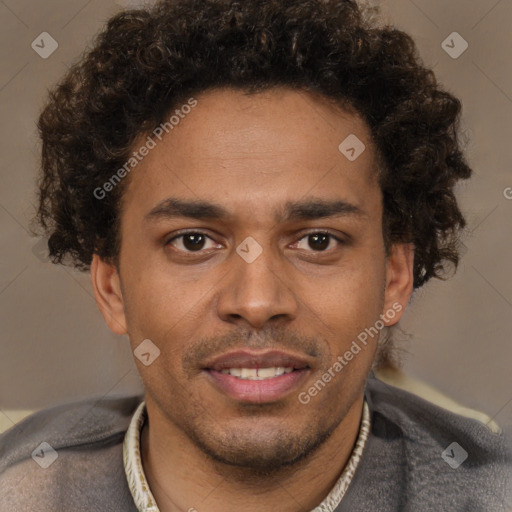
293, 232, 344, 252
165, 230, 346, 255
166, 232, 220, 252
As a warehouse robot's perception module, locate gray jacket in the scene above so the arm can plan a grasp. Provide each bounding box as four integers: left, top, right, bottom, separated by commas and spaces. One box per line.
1, 373, 510, 511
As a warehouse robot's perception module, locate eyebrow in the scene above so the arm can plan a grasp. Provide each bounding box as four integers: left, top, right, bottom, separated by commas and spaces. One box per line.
144, 197, 367, 223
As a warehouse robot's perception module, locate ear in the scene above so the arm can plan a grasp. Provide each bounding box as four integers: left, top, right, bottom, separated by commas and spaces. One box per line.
382, 243, 414, 326
90, 254, 127, 335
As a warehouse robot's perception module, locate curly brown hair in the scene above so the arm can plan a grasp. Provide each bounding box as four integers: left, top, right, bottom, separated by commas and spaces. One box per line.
35, 0, 471, 290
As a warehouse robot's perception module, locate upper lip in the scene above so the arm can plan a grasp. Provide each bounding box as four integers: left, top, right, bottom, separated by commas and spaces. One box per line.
204, 350, 311, 371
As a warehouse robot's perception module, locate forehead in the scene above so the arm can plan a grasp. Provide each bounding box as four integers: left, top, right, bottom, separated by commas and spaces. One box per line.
121, 87, 381, 223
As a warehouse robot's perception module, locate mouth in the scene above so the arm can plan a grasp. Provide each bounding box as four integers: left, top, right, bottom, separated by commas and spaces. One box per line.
218, 366, 296, 380
203, 350, 312, 403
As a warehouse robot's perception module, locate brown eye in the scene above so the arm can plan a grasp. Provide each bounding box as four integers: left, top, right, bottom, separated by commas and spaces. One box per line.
182, 233, 206, 251
307, 233, 330, 251
295, 232, 343, 252
166, 232, 219, 252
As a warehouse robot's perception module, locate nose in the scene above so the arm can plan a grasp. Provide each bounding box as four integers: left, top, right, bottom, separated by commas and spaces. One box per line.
215, 239, 299, 330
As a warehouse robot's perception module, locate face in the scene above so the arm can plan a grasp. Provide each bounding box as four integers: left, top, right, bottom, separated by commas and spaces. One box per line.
92, 87, 413, 471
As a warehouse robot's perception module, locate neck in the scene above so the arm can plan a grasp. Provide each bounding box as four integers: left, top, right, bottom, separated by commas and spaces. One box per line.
140, 395, 364, 512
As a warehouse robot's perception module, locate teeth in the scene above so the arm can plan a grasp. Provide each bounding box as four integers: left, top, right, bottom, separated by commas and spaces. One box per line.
257, 367, 278, 378
241, 368, 257, 378
219, 367, 295, 380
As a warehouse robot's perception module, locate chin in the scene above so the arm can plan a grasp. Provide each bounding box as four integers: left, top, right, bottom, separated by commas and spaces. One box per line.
186, 419, 336, 474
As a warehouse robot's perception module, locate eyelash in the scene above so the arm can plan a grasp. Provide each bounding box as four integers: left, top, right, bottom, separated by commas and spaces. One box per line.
164, 230, 347, 254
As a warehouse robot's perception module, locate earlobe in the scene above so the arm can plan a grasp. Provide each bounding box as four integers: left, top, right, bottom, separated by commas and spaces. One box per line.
90, 254, 128, 335
382, 243, 414, 326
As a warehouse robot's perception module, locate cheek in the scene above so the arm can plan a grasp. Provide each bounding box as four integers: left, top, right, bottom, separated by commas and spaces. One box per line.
310, 248, 385, 308
303, 250, 387, 352
121, 259, 216, 355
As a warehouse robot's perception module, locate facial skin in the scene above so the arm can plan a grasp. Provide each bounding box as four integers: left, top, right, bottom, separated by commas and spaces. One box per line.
91, 87, 414, 511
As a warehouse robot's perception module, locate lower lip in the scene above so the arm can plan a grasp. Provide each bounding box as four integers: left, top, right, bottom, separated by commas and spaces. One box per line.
206, 369, 309, 403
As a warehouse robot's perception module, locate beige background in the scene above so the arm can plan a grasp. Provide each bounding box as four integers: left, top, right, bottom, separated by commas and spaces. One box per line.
0, 0, 511, 432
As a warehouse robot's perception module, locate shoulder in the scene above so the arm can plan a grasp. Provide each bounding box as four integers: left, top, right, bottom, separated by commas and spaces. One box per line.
365, 372, 508, 452
0, 394, 142, 467
347, 374, 512, 511
0, 394, 142, 512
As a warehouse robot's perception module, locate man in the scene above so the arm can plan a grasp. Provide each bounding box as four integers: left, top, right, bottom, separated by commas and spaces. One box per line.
0, 0, 510, 510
